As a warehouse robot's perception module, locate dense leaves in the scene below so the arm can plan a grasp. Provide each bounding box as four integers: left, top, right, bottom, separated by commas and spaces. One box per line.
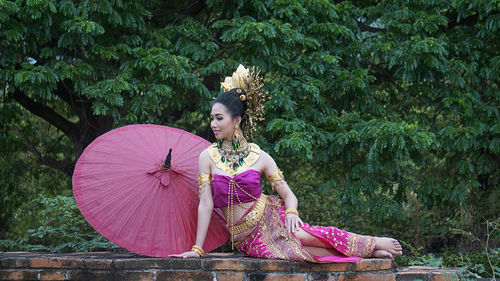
1, 0, 499, 255
2, 195, 118, 252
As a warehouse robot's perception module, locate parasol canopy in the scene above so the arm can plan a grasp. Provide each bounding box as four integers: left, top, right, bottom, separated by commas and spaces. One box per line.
72, 124, 229, 257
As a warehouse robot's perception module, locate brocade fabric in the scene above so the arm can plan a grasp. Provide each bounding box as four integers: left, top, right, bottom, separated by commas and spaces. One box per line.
210, 168, 376, 262
232, 195, 376, 263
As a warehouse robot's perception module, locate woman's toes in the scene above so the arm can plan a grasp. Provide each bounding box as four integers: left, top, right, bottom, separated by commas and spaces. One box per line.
372, 250, 394, 259
391, 239, 402, 249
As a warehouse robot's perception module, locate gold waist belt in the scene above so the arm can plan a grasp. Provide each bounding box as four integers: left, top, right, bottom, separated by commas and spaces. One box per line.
229, 194, 267, 235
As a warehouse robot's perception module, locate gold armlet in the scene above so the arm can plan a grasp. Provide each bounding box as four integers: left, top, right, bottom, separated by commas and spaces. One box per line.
198, 174, 212, 197
270, 180, 286, 191
267, 168, 284, 182
197, 173, 212, 185
198, 181, 210, 197
268, 169, 286, 190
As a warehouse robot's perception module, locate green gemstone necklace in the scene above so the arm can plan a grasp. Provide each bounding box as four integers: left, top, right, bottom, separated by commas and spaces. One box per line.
217, 139, 251, 172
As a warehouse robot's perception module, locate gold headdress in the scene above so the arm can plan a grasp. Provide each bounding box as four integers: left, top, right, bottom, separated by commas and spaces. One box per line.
220, 64, 268, 140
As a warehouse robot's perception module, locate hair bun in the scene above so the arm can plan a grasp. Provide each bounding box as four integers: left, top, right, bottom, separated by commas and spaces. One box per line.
219, 64, 267, 140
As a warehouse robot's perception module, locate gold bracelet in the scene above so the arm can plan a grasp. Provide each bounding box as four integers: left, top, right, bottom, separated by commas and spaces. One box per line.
285, 208, 299, 217
191, 245, 205, 257
192, 248, 203, 257
192, 244, 204, 254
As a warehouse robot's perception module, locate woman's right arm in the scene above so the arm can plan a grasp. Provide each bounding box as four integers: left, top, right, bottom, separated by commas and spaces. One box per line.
170, 150, 214, 258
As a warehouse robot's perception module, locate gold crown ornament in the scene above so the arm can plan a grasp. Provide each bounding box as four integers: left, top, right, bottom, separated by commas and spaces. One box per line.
220, 64, 269, 140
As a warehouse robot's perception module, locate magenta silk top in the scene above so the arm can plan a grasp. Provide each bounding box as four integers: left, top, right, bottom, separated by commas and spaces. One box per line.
211, 169, 262, 208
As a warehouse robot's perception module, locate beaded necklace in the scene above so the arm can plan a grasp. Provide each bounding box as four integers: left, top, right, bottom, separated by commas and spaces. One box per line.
217, 139, 251, 172
226, 178, 260, 249
208, 142, 260, 176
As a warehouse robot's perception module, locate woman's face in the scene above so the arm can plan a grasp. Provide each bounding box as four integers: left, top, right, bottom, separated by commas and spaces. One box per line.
210, 103, 236, 141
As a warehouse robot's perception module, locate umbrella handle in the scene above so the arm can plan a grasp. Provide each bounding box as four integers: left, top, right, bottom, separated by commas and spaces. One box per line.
163, 148, 172, 169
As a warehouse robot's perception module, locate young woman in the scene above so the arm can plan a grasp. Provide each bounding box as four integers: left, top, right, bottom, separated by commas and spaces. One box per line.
171, 65, 402, 262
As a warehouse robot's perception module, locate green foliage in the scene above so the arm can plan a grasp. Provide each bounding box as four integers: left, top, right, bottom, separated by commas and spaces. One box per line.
397, 242, 500, 279
397, 220, 500, 279
0, 103, 71, 235
1, 195, 119, 252
443, 249, 500, 279
1, 0, 499, 261
396, 240, 444, 267
446, 220, 500, 279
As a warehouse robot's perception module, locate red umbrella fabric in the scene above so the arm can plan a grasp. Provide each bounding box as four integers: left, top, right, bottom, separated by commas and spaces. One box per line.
72, 124, 229, 257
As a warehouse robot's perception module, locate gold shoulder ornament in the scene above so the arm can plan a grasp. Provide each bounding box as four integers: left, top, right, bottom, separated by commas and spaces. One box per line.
208, 143, 261, 176
197, 173, 213, 197
267, 168, 286, 190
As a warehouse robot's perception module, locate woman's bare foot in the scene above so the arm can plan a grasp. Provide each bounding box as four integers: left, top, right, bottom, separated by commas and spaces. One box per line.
372, 249, 393, 259
373, 237, 403, 259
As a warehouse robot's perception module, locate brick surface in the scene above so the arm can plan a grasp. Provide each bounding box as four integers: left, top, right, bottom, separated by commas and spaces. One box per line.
170, 258, 202, 269
67, 270, 124, 281
113, 258, 170, 269
216, 272, 245, 281
292, 261, 350, 272
157, 271, 213, 281
202, 258, 259, 271
0, 269, 39, 281
83, 259, 113, 270
396, 271, 429, 281
430, 272, 458, 281
338, 273, 396, 281
0, 252, 465, 281
0, 257, 30, 268
409, 266, 439, 271
126, 271, 155, 281
248, 273, 306, 281
259, 259, 293, 271
39, 271, 66, 280
308, 272, 336, 281
352, 259, 393, 271
30, 257, 84, 269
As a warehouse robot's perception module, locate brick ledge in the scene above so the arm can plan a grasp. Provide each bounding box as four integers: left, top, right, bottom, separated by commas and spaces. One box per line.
0, 252, 458, 281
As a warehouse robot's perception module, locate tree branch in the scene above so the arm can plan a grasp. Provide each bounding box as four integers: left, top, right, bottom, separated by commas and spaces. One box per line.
6, 125, 74, 176
445, 13, 479, 31
366, 62, 405, 92
356, 20, 386, 33
12, 90, 77, 137
444, 11, 500, 32
53, 80, 93, 123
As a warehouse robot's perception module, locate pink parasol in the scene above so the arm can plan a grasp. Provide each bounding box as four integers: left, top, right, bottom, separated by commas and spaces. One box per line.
72, 124, 229, 257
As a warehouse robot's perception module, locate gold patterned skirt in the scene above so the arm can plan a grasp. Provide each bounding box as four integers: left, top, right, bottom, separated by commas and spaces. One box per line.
230, 194, 376, 262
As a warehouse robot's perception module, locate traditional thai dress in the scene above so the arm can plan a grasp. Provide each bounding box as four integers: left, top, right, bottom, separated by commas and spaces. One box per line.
207, 142, 376, 263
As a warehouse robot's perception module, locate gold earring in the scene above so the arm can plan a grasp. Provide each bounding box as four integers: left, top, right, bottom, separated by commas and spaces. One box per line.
232, 125, 240, 150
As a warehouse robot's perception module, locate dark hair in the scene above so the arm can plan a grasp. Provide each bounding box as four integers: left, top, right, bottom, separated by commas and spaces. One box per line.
212, 88, 247, 119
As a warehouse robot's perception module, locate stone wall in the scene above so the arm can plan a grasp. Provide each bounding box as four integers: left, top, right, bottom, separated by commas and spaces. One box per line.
0, 252, 458, 281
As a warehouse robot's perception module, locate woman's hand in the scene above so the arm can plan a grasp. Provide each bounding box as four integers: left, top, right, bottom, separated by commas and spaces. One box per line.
285, 213, 303, 233
169, 251, 201, 258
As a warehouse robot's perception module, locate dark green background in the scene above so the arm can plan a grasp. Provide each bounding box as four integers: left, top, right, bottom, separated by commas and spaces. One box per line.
1, 0, 499, 276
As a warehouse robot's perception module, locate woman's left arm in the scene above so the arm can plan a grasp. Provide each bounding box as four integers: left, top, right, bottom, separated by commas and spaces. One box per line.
261, 152, 303, 233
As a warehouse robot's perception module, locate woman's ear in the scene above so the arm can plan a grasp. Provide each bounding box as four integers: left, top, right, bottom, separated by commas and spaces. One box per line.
233, 116, 242, 127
